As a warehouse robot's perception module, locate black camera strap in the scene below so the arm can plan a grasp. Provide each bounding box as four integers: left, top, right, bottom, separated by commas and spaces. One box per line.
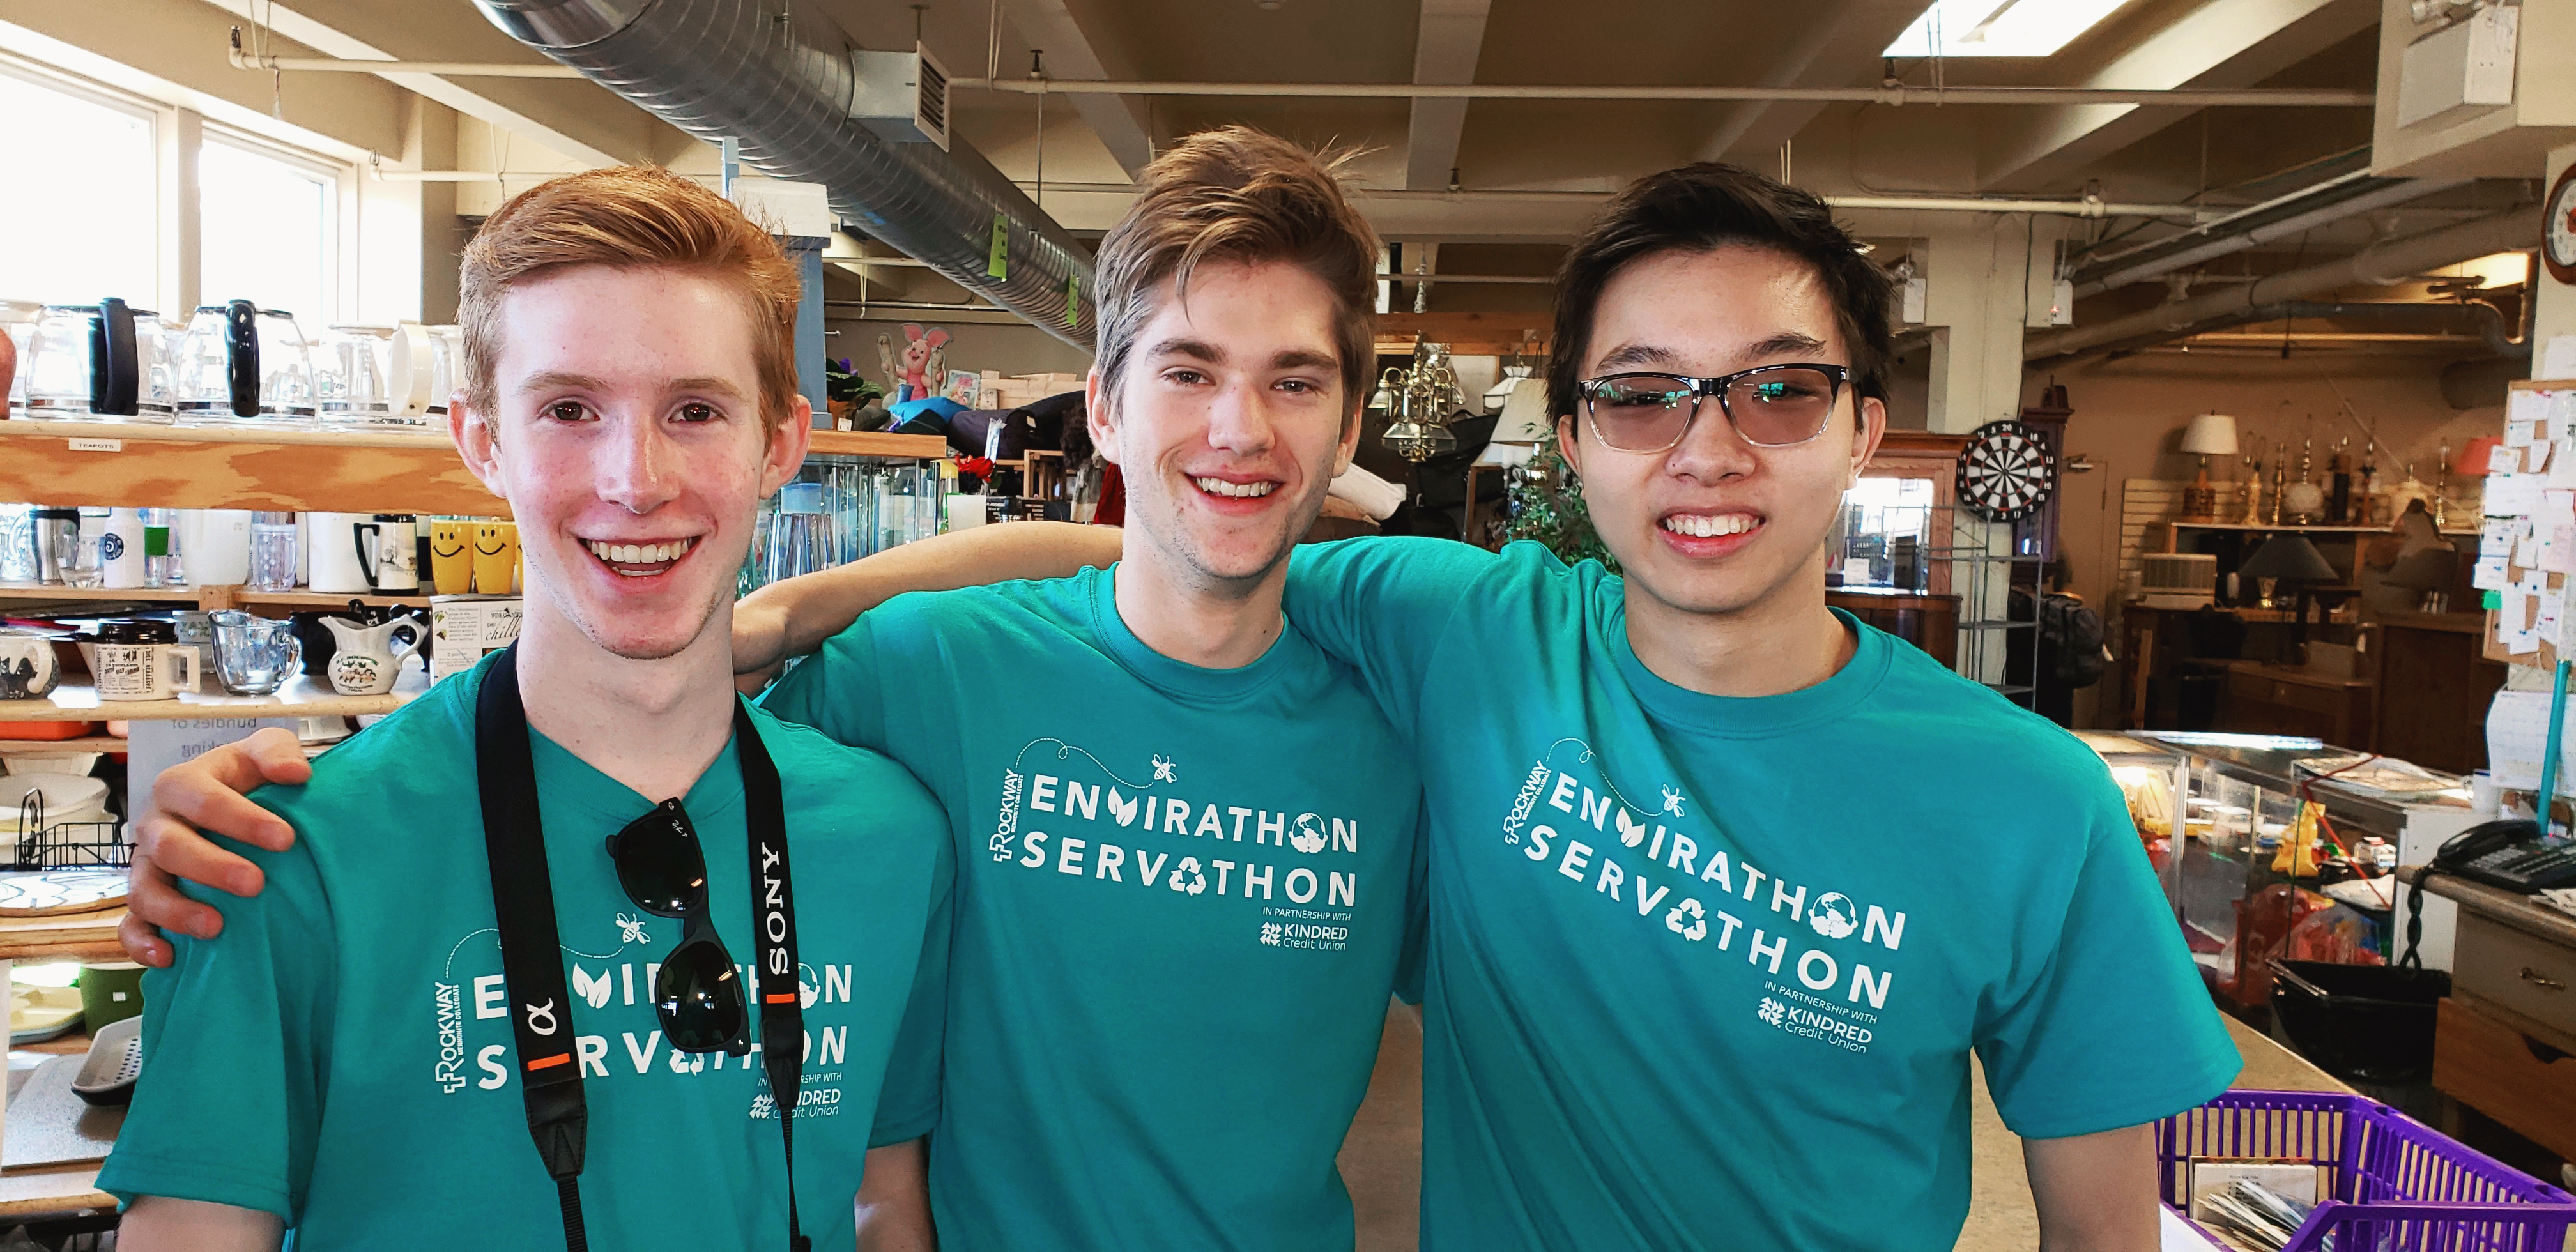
474, 648, 811, 1252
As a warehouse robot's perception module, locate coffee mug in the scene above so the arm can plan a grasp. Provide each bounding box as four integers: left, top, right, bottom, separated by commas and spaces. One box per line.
306, 511, 374, 595
429, 519, 473, 595
93, 641, 199, 701
471, 521, 519, 595
210, 610, 302, 696
356, 513, 418, 593
0, 628, 59, 700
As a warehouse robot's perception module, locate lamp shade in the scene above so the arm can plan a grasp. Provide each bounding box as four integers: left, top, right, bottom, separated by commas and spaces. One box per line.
2180, 411, 2239, 456
2238, 533, 2340, 583
1491, 377, 1553, 444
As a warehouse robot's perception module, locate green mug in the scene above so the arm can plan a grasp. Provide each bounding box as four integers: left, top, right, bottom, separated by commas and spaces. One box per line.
80, 961, 144, 1030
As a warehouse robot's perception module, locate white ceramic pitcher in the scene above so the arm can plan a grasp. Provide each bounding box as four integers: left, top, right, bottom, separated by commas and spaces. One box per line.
321, 613, 424, 696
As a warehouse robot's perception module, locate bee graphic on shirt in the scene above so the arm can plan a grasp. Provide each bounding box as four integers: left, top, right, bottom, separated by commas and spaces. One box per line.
1660, 786, 1689, 818
1151, 755, 1177, 783
616, 913, 650, 946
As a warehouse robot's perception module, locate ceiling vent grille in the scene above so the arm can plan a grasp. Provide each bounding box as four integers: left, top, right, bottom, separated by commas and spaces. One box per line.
852, 43, 951, 152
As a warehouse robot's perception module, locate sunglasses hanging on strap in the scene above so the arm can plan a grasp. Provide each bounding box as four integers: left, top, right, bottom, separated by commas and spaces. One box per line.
474, 645, 813, 1252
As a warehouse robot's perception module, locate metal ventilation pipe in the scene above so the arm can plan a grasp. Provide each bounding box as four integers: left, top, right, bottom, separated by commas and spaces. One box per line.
2024, 208, 2541, 363
472, 0, 1096, 349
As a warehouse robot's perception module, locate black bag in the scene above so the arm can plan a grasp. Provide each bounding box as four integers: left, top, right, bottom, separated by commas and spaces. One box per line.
2041, 593, 2104, 689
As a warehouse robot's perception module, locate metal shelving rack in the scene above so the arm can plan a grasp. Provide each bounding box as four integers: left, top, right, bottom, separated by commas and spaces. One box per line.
1925, 503, 2045, 710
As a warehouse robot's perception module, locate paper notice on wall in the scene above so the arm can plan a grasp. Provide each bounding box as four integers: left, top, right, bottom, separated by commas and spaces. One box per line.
2474, 552, 2512, 590
2538, 584, 2565, 643
126, 719, 302, 809
2542, 335, 2576, 382
2509, 418, 2540, 447
2487, 689, 2576, 791
2494, 445, 2527, 474
2488, 472, 2544, 515
2512, 388, 2550, 425
2532, 441, 2556, 473
2550, 440, 2576, 490
2517, 524, 2542, 567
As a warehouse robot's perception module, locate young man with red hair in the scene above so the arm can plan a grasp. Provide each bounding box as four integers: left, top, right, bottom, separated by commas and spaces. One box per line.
105, 166, 951, 1252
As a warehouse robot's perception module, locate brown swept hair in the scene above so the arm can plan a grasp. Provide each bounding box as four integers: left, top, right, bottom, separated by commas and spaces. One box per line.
1093, 126, 1380, 422
459, 165, 801, 437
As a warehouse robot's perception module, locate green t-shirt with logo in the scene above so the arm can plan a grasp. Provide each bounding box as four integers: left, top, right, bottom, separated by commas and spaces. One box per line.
100, 656, 953, 1251
762, 564, 1427, 1252
1284, 537, 2241, 1252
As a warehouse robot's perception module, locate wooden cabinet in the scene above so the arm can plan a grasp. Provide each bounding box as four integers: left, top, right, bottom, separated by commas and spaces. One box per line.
2221, 660, 2373, 747
2369, 612, 2503, 774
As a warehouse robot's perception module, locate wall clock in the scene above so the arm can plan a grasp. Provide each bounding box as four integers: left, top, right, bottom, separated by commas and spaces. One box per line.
2547, 163, 2576, 286
1955, 419, 2057, 523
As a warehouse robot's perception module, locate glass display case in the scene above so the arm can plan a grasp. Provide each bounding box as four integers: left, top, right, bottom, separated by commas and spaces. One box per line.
2090, 731, 2475, 1004
2073, 731, 2189, 910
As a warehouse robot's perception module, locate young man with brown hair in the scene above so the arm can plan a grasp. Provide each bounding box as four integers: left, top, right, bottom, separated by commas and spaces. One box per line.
102, 165, 953, 1251
126, 128, 1426, 1252
709, 161, 2235, 1248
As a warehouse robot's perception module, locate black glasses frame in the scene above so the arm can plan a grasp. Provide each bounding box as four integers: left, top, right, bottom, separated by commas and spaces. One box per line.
1578, 362, 1851, 453
606, 798, 751, 1057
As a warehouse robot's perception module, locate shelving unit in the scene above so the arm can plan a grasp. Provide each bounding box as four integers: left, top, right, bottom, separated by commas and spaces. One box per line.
0, 418, 949, 726
0, 676, 404, 722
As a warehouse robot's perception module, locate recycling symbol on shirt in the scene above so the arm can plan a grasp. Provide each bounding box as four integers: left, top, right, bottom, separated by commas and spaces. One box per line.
1666, 897, 1708, 942
1169, 856, 1208, 895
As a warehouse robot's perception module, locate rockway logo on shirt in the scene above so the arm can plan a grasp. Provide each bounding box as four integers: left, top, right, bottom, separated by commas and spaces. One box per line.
425, 910, 859, 1112
1497, 737, 1906, 1055
986, 738, 1374, 947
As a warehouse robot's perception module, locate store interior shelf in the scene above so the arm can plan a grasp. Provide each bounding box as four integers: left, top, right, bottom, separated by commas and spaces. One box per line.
2171, 520, 2481, 537
0, 737, 125, 755
0, 420, 947, 517
0, 584, 433, 613
0, 675, 406, 722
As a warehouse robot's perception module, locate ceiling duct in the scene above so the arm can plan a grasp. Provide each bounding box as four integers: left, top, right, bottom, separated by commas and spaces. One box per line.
471, 0, 1096, 349
2067, 174, 2471, 298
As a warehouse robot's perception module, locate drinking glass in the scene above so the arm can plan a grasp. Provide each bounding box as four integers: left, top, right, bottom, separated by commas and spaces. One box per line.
249, 511, 298, 592
52, 520, 102, 588
210, 610, 302, 696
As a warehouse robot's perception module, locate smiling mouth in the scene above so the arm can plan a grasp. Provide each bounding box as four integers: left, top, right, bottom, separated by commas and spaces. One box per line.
581, 537, 700, 578
1192, 476, 1279, 500
1661, 513, 1759, 538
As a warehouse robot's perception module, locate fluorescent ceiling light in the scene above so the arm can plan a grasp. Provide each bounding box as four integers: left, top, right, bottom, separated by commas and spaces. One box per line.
1883, 0, 2137, 57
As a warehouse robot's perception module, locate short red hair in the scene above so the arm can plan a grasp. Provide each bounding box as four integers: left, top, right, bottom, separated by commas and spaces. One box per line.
459, 165, 801, 436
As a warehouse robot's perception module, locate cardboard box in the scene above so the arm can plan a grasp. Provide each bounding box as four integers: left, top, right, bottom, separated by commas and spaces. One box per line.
430, 596, 525, 683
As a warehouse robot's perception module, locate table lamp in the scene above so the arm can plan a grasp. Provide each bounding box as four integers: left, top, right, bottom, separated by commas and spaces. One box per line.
2181, 411, 2238, 521
2238, 531, 2340, 664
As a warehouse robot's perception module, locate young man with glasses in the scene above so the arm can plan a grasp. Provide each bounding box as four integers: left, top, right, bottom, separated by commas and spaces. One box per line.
120, 128, 1425, 1252
102, 167, 951, 1251
754, 162, 2235, 1247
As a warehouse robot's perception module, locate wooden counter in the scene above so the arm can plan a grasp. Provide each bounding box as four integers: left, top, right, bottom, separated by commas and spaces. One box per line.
2396, 869, 2576, 1163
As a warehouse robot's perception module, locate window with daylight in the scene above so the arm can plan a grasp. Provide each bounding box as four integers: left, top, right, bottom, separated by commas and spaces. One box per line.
0, 65, 157, 307
199, 136, 334, 326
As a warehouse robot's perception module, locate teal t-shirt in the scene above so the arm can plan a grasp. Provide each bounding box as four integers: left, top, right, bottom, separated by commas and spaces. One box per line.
763, 563, 1427, 1252
1285, 537, 2241, 1252
100, 656, 954, 1251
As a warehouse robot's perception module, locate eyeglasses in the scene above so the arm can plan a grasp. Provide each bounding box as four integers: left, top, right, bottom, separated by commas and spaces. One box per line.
1577, 363, 1851, 454
607, 798, 748, 1055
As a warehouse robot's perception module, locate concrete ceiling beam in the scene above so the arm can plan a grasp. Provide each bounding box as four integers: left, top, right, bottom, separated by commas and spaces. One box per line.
1404, 0, 1493, 191
1006, 0, 1157, 177
1977, 0, 2377, 192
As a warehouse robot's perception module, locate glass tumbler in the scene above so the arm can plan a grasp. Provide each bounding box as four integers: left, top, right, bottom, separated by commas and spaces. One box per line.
52, 517, 103, 589
249, 511, 299, 592
254, 309, 318, 423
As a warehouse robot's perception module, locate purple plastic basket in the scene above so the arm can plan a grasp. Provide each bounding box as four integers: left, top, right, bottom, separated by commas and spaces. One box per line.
2159, 1090, 2575, 1251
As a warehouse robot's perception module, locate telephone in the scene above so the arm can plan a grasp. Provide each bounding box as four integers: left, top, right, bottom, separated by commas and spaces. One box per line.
2433, 817, 2576, 893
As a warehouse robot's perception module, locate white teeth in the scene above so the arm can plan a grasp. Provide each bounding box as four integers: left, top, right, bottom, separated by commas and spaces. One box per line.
1662, 514, 1754, 538
1192, 477, 1276, 499
584, 537, 696, 569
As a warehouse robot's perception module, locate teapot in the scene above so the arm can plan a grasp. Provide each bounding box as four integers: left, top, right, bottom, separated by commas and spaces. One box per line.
321, 612, 424, 696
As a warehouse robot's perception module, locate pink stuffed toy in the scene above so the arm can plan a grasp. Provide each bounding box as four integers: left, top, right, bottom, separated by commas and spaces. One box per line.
877, 323, 949, 402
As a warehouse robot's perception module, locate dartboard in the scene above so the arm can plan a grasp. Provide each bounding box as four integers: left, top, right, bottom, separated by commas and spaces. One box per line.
1954, 419, 2057, 523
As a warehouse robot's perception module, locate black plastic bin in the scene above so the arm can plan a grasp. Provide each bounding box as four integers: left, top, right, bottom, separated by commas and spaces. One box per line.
2269, 959, 2451, 1085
